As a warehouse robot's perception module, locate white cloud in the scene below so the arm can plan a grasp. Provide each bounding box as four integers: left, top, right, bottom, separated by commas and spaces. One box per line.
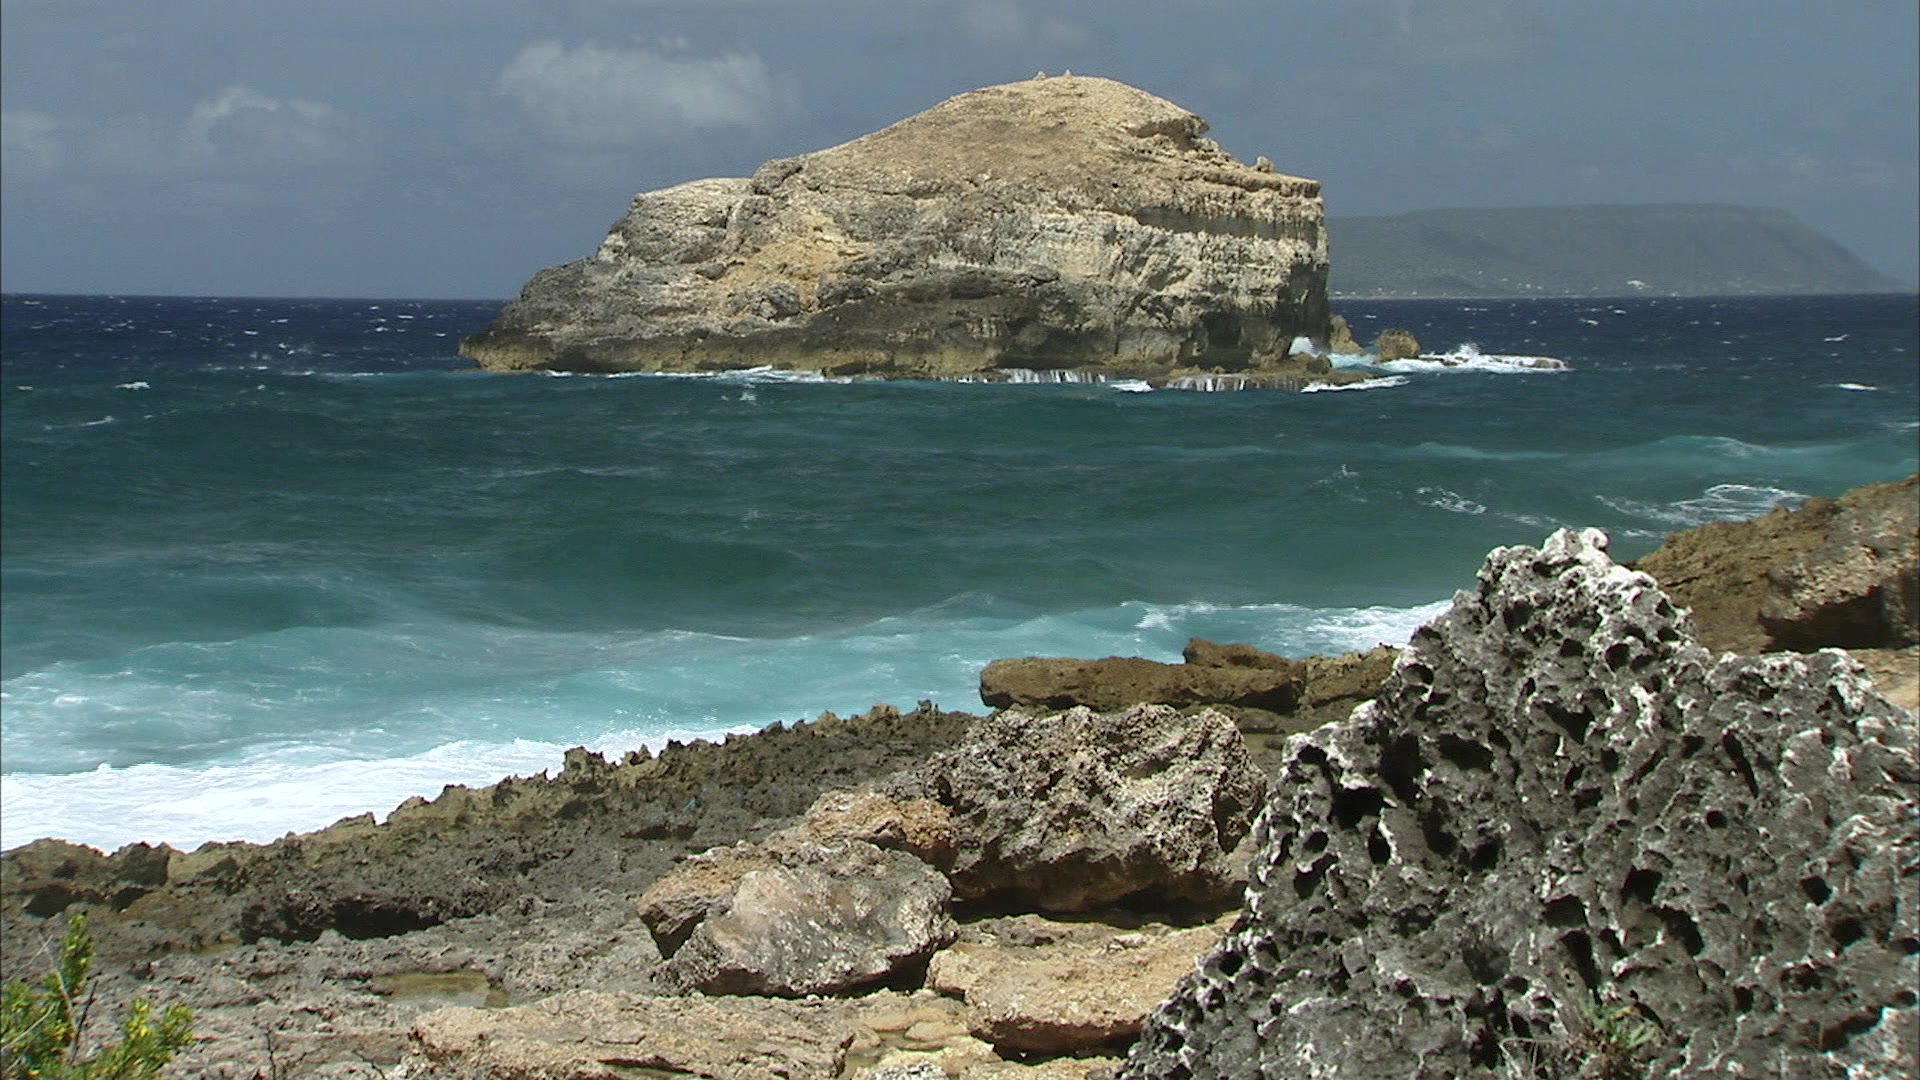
184, 86, 365, 172
3, 87, 365, 181
495, 40, 773, 148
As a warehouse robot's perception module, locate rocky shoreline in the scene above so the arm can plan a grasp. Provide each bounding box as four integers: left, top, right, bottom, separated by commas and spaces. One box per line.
3, 475, 1914, 1079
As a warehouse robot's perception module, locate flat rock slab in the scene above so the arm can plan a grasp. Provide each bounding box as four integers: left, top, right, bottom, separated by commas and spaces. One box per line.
414, 991, 856, 1080
928, 913, 1234, 1053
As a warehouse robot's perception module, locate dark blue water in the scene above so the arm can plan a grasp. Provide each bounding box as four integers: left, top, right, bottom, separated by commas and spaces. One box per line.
4, 292, 1914, 850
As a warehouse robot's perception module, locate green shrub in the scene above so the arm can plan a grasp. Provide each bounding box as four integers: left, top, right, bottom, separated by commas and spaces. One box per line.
1, 913, 193, 1079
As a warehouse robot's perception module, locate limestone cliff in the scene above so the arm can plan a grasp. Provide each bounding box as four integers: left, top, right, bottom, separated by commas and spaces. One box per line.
462, 76, 1330, 378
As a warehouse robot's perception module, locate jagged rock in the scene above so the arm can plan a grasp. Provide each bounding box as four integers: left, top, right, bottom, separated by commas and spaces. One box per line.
461, 76, 1329, 379
413, 991, 856, 1079
654, 837, 956, 997
902, 704, 1267, 912
1371, 326, 1421, 361
1328, 313, 1363, 353
927, 913, 1233, 1053
1120, 529, 1918, 1079
1632, 472, 1919, 653
2, 703, 976, 964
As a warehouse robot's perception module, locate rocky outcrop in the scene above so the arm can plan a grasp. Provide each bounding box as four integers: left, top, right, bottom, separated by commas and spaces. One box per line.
900, 704, 1267, 912
462, 76, 1330, 380
977, 638, 1398, 768
1633, 471, 1918, 653
1371, 326, 1421, 361
927, 913, 1233, 1053
1120, 529, 1918, 1079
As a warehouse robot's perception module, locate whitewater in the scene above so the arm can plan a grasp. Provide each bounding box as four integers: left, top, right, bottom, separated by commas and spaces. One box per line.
3, 293, 1915, 851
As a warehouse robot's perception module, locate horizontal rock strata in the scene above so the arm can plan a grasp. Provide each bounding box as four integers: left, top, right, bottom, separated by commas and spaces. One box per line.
1120, 528, 1918, 1079
462, 75, 1332, 380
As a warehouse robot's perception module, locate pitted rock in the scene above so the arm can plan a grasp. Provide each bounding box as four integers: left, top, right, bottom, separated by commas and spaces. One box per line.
1120, 528, 1918, 1080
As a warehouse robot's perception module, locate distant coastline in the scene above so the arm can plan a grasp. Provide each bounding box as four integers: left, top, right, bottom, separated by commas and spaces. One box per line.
1327, 203, 1912, 299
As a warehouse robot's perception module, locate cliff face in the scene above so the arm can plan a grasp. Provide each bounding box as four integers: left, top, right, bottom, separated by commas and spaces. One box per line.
462, 76, 1330, 378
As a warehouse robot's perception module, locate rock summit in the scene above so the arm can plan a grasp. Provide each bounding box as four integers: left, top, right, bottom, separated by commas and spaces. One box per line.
462, 75, 1331, 380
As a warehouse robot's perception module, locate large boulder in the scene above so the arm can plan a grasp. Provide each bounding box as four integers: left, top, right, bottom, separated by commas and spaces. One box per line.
1121, 528, 1917, 1079
902, 704, 1267, 912
1632, 471, 1918, 653
649, 837, 956, 997
1371, 327, 1421, 361
462, 75, 1329, 379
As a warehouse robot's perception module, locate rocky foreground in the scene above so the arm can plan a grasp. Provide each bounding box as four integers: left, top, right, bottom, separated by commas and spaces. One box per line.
2, 475, 1914, 1079
460, 75, 1354, 386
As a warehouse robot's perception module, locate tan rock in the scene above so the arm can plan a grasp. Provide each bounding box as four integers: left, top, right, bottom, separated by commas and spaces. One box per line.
927, 914, 1233, 1053
1370, 327, 1420, 361
412, 991, 855, 1079
794, 789, 957, 870
462, 76, 1328, 380
1632, 472, 1919, 653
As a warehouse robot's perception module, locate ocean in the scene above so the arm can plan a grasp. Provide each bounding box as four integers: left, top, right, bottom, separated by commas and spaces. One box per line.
3, 293, 1915, 852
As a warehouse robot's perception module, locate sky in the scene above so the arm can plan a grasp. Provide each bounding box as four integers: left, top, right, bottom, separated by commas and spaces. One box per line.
3, 0, 1916, 299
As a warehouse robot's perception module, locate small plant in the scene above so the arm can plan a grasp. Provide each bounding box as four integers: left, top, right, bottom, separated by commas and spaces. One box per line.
1, 912, 193, 1079
1501, 990, 1661, 1080
1568, 992, 1659, 1080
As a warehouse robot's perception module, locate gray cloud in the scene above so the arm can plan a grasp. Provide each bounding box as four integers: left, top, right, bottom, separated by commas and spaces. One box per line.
495, 40, 775, 147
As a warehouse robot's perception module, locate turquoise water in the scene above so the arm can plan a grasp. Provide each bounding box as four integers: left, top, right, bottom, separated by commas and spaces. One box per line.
3, 293, 1915, 850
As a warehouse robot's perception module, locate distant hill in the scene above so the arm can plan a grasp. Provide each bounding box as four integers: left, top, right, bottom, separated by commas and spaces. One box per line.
1326, 204, 1909, 298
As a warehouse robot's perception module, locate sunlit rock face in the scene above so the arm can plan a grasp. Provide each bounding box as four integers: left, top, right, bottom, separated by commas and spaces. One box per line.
1120, 528, 1919, 1080
462, 75, 1329, 379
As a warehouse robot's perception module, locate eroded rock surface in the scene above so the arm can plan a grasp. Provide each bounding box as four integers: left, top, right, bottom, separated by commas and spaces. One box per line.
462, 75, 1330, 380
901, 704, 1267, 912
1121, 528, 1918, 1079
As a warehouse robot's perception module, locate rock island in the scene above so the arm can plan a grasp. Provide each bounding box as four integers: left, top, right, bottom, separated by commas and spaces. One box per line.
462, 75, 1341, 383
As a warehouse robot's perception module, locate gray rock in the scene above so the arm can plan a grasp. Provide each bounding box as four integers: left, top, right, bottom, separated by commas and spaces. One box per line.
462, 76, 1328, 379
655, 838, 956, 997
1121, 528, 1918, 1079
909, 704, 1268, 912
